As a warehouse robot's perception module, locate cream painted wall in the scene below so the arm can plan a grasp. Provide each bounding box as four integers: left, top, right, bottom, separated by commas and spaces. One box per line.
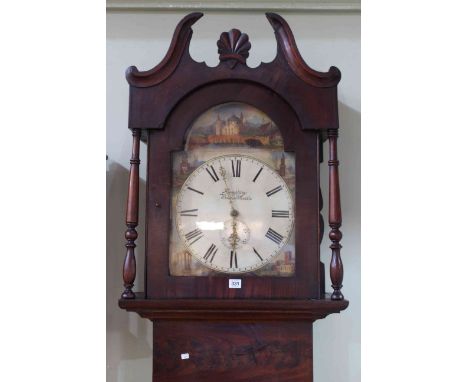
107, 10, 360, 382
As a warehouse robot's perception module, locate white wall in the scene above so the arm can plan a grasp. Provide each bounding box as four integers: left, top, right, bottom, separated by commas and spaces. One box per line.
107, 10, 360, 382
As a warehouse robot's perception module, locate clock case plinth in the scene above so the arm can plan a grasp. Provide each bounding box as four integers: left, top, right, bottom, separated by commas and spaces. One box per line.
119, 12, 348, 382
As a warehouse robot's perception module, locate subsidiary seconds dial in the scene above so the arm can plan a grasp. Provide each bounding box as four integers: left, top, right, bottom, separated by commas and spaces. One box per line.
176, 154, 294, 274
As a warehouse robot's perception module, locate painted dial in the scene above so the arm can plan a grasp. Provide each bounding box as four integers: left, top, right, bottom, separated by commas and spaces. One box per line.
175, 154, 294, 274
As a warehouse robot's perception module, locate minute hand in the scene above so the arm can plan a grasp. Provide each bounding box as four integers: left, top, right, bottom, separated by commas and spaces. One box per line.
219, 166, 239, 218
219, 166, 240, 252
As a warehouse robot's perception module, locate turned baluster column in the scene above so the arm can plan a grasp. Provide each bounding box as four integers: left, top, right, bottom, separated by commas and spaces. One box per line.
121, 128, 141, 299
328, 128, 344, 300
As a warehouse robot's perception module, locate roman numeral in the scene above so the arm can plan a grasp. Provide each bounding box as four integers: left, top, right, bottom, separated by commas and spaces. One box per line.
206, 165, 219, 182
230, 250, 238, 268
265, 228, 284, 245
203, 244, 218, 263
272, 210, 290, 218
266, 185, 282, 197
187, 186, 204, 195
231, 159, 241, 177
253, 247, 263, 261
180, 208, 198, 217
252, 167, 263, 182
185, 228, 203, 245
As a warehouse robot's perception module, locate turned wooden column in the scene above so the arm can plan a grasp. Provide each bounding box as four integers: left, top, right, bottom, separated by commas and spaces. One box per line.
121, 128, 141, 299
328, 129, 344, 300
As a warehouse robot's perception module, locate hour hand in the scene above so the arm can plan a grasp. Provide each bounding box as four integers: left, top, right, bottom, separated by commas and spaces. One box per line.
229, 219, 240, 251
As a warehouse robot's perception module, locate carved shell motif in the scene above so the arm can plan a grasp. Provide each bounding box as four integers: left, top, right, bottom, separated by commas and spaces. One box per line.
217, 29, 251, 68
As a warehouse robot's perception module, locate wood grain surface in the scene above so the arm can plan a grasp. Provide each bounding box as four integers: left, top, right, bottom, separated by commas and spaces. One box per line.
152, 321, 313, 382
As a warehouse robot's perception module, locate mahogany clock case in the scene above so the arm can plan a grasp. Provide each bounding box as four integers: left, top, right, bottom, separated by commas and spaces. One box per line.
118, 12, 349, 382
120, 12, 345, 303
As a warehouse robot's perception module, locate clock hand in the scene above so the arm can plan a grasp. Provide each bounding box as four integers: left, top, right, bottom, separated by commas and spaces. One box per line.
219, 166, 239, 217
219, 166, 240, 254
229, 218, 240, 251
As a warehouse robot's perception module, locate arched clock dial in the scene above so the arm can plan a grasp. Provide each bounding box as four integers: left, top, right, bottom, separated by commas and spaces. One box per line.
176, 154, 294, 274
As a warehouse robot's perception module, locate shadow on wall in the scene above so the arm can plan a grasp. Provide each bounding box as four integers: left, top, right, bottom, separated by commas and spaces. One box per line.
320, 100, 361, 251
107, 160, 151, 381
336, 100, 361, 228
316, 101, 361, 382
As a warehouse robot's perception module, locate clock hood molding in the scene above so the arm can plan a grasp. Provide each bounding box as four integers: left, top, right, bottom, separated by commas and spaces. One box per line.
125, 12, 341, 133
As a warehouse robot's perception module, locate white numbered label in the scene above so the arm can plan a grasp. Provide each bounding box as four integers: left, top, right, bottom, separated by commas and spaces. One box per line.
181, 353, 190, 360
229, 279, 242, 288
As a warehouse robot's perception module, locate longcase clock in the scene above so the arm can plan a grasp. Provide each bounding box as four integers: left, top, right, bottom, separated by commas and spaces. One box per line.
118, 12, 348, 382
